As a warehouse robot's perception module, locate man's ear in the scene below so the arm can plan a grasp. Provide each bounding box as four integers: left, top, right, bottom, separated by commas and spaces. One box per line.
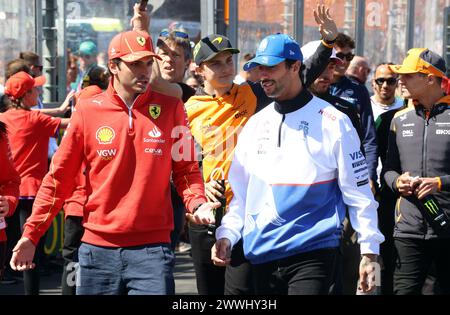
292, 60, 302, 73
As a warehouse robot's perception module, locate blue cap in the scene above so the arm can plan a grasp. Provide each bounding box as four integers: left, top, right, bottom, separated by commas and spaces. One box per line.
78, 41, 98, 56
243, 34, 302, 71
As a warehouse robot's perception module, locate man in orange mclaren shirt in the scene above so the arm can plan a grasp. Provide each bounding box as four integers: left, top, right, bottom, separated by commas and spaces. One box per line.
10, 30, 220, 295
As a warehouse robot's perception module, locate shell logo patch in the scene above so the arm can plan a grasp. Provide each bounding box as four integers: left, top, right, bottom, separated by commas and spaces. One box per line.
137, 36, 146, 46
149, 105, 161, 119
96, 126, 116, 144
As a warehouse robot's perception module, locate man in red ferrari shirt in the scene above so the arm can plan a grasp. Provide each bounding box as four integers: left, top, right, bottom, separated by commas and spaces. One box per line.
10, 30, 219, 295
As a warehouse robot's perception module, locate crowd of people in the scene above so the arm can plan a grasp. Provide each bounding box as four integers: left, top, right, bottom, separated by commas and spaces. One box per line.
1, 3, 450, 295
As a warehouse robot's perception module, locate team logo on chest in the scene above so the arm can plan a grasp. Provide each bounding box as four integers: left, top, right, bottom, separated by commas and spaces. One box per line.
149, 105, 161, 119
96, 126, 116, 144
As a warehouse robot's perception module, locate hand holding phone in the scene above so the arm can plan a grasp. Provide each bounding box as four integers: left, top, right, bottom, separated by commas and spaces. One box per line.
139, 0, 149, 11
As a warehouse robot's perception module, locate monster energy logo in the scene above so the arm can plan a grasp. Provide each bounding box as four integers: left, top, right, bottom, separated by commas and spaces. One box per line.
424, 199, 439, 216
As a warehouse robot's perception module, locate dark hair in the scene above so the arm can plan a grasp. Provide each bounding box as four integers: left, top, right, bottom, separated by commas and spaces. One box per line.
335, 33, 355, 50
83, 66, 110, 90
5, 59, 31, 79
243, 53, 255, 62
108, 58, 122, 76
0, 121, 5, 134
285, 59, 298, 69
157, 32, 192, 61
19, 51, 41, 67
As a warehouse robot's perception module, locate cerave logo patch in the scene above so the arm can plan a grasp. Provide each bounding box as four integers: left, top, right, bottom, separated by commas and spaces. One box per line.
96, 126, 115, 144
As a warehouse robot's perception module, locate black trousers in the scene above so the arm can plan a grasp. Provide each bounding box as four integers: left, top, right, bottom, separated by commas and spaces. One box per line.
0, 241, 6, 280
188, 223, 253, 295
377, 186, 397, 295
253, 247, 338, 295
61, 215, 84, 295
394, 237, 450, 295
18, 199, 47, 295
170, 183, 186, 250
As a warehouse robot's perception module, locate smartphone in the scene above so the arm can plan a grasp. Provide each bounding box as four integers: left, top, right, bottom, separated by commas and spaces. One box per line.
139, 0, 149, 11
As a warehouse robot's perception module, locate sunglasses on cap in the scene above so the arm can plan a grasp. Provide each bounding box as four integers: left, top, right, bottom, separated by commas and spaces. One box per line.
375, 77, 398, 86
159, 30, 189, 39
336, 52, 354, 61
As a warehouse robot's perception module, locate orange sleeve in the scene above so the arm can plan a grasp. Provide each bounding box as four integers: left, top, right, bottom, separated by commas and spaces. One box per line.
22, 106, 85, 246
171, 100, 207, 213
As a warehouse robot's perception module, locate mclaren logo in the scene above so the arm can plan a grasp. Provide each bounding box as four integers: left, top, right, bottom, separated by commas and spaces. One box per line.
136, 36, 146, 46
96, 126, 115, 144
424, 199, 439, 216
149, 105, 161, 119
193, 42, 201, 59
212, 37, 223, 45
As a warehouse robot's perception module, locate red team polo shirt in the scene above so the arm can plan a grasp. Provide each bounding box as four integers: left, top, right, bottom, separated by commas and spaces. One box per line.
0, 109, 61, 197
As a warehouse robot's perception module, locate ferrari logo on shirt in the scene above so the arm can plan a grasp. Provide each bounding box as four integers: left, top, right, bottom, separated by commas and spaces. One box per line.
136, 36, 146, 46
96, 126, 115, 144
149, 105, 161, 119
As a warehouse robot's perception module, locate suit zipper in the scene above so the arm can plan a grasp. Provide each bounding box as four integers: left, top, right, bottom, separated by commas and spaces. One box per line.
422, 111, 429, 177
278, 114, 285, 147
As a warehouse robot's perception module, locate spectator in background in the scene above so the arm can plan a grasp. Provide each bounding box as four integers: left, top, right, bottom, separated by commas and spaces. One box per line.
66, 50, 78, 92
330, 33, 377, 192
18, 52, 43, 78
371, 63, 405, 295
1, 71, 69, 295
74, 41, 98, 92
347, 56, 371, 85
234, 53, 261, 84
371, 63, 403, 121
0, 121, 20, 284
185, 75, 201, 90
330, 33, 378, 295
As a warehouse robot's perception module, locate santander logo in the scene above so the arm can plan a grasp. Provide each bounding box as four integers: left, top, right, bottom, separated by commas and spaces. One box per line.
148, 126, 162, 138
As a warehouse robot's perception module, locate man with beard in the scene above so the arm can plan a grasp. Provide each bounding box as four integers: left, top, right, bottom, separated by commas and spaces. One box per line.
212, 33, 384, 295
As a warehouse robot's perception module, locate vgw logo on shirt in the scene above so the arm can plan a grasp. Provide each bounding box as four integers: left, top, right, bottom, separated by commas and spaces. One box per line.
97, 149, 117, 161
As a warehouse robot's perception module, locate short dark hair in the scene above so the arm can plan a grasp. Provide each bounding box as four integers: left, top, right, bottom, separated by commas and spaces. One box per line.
335, 33, 355, 50
285, 59, 298, 69
108, 58, 122, 76
83, 66, 110, 90
5, 59, 31, 79
19, 51, 41, 67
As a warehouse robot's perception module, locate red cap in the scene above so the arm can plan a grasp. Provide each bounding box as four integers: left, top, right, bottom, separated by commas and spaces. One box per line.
4, 71, 46, 100
108, 30, 161, 62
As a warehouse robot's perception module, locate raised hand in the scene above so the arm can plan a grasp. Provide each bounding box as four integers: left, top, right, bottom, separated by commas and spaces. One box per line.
313, 4, 338, 42
130, 2, 150, 32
